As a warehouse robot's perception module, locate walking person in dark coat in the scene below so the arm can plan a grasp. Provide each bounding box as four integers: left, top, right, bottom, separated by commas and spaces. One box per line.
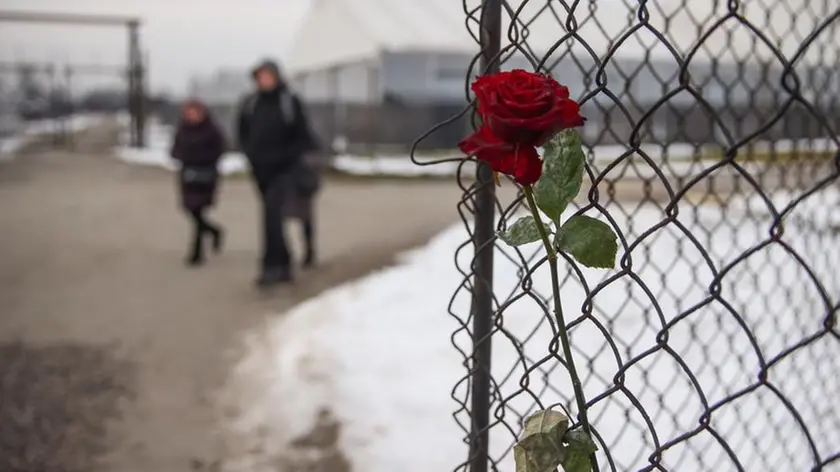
170, 99, 226, 266
236, 59, 320, 287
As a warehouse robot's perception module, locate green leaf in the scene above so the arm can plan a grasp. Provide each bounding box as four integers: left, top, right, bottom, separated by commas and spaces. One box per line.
533, 129, 586, 223
560, 430, 598, 472
499, 216, 548, 247
514, 410, 569, 472
556, 214, 618, 269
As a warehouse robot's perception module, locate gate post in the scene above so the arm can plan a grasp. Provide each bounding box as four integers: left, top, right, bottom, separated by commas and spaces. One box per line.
127, 20, 144, 148
468, 1, 501, 471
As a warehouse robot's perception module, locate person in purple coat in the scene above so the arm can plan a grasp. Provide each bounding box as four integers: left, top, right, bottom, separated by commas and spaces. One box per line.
170, 99, 226, 266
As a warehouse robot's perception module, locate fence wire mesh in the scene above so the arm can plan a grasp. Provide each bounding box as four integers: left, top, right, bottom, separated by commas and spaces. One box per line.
412, 1, 840, 471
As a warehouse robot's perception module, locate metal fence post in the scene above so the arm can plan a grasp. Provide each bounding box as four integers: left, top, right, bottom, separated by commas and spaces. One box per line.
137, 50, 147, 148
127, 20, 144, 148
63, 64, 75, 150
468, 1, 501, 471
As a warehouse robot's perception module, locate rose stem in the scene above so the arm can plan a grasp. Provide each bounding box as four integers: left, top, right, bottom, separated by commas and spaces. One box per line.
523, 184, 599, 471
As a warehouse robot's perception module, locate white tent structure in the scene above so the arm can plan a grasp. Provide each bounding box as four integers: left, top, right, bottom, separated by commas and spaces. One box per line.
284, 0, 741, 76
286, 0, 661, 103
283, 0, 826, 104
278, 0, 833, 152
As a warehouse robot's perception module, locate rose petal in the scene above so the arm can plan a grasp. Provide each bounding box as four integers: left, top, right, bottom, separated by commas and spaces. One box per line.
458, 126, 542, 185
458, 126, 513, 160
470, 70, 586, 148
511, 149, 543, 185
488, 144, 542, 185
497, 97, 553, 118
485, 115, 543, 146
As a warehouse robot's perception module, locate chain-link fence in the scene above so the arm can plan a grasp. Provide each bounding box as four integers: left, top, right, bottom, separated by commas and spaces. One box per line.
412, 1, 840, 471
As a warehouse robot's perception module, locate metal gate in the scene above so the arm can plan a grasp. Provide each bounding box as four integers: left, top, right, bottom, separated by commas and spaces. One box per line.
0, 10, 146, 153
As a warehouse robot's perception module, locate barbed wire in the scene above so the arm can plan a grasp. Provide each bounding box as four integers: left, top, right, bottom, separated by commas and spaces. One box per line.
411, 1, 840, 471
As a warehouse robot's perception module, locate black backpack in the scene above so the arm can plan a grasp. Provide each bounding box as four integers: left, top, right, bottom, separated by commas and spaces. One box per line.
241, 90, 296, 125
242, 91, 321, 198
293, 158, 321, 198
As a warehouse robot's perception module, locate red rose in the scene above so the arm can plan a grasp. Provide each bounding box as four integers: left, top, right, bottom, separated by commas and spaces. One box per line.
458, 126, 542, 185
472, 69, 585, 147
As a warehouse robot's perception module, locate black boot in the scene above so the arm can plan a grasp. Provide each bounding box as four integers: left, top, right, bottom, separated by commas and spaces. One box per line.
303, 248, 316, 269
186, 253, 205, 267
186, 235, 205, 266
211, 227, 225, 254
302, 220, 316, 269
257, 266, 293, 288
187, 211, 207, 266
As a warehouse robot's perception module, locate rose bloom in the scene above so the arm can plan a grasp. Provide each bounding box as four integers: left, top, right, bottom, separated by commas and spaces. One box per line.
459, 69, 585, 185
473, 69, 585, 147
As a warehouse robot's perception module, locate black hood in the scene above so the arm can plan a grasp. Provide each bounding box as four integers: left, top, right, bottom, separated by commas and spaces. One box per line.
251, 59, 283, 82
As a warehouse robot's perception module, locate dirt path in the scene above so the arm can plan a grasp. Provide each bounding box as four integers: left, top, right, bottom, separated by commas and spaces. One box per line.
0, 136, 494, 471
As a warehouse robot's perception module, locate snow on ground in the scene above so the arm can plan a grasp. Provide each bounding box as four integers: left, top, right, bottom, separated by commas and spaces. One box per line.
114, 118, 465, 177
114, 119, 251, 175
222, 184, 840, 472
331, 152, 472, 177
0, 136, 25, 159
0, 114, 108, 159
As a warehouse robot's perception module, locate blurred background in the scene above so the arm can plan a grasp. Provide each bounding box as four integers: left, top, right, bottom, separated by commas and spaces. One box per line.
3, 0, 835, 157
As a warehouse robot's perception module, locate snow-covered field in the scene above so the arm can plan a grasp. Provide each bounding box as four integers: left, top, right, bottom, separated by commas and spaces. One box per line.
0, 114, 108, 159
0, 135, 25, 158
115, 119, 252, 175
221, 180, 840, 471
113, 118, 466, 177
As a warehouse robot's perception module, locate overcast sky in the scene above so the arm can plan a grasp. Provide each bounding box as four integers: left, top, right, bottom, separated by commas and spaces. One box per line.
0, 0, 311, 95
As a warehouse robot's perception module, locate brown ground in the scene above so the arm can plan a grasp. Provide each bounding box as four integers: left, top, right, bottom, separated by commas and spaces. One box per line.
0, 124, 514, 472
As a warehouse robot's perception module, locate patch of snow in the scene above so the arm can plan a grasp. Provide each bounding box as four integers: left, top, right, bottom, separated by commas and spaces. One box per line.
114, 118, 250, 176
0, 136, 25, 160
221, 185, 840, 472
0, 113, 109, 159
115, 119, 467, 178
115, 146, 251, 176
19, 114, 98, 136
331, 153, 471, 177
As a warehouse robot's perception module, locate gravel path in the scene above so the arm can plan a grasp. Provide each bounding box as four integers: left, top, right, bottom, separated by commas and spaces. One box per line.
0, 131, 487, 471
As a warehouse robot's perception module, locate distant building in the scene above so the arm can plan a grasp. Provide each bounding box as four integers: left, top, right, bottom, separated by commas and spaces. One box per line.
284, 0, 789, 108
188, 69, 251, 106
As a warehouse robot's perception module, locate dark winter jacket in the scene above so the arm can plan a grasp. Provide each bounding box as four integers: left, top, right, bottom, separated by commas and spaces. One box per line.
170, 117, 226, 210
236, 79, 318, 175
